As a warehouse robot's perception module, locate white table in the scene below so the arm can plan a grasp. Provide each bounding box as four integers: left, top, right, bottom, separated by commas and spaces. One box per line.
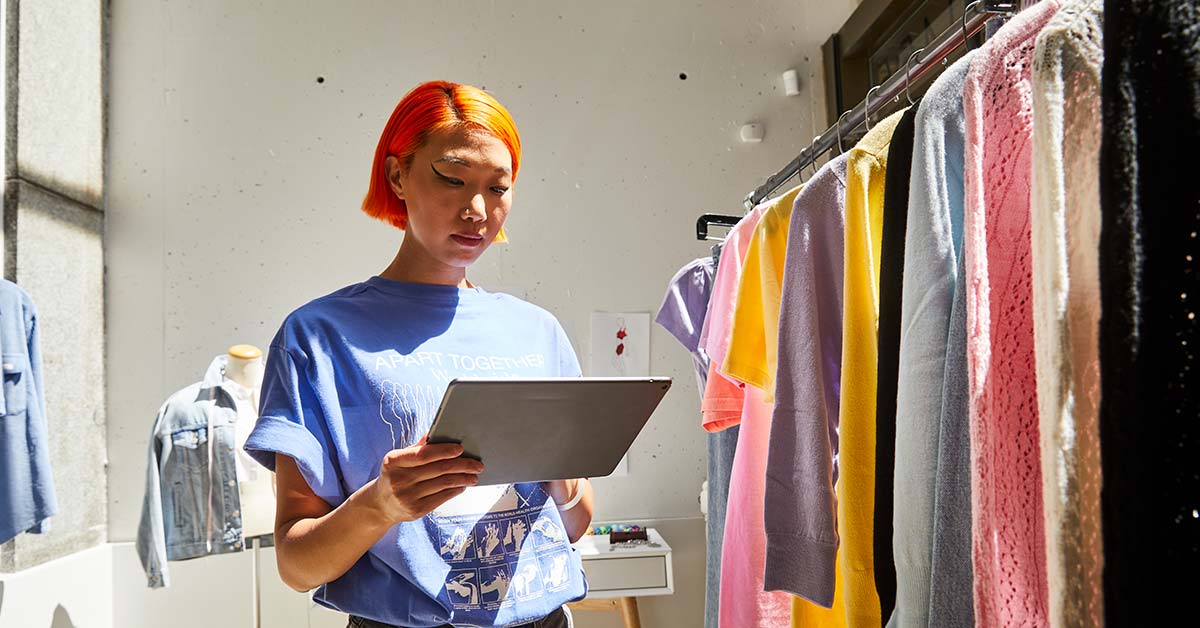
567, 528, 674, 628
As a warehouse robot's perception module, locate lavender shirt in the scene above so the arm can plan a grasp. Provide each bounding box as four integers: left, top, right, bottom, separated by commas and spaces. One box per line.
763, 153, 849, 606
655, 257, 716, 390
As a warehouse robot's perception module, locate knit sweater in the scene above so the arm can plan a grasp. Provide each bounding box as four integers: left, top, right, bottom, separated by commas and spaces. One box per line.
764, 154, 849, 612
1098, 1, 1200, 624
931, 253, 975, 628
838, 109, 905, 628
872, 104, 919, 625
962, 2, 1061, 626
891, 51, 976, 628
1029, 2, 1106, 626
730, 177, 853, 628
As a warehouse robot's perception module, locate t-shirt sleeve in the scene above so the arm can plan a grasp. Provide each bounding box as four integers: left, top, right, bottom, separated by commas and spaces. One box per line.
553, 320, 583, 378
655, 273, 699, 354
723, 223, 771, 391
244, 343, 345, 505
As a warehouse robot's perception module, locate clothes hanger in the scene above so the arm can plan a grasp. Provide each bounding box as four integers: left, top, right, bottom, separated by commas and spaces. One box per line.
836, 109, 852, 153
696, 214, 741, 241
905, 48, 924, 105
865, 84, 882, 132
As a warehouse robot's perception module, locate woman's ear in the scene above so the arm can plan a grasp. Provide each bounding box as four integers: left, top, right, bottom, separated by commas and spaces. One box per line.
384, 155, 406, 200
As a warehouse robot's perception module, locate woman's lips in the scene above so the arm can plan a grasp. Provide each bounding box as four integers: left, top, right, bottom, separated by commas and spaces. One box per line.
451, 233, 485, 247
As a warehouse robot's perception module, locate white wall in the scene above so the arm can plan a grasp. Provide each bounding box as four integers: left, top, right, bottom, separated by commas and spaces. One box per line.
104, 0, 857, 623
0, 544, 112, 628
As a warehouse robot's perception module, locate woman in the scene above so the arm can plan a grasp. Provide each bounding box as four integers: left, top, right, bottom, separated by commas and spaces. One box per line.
244, 80, 594, 628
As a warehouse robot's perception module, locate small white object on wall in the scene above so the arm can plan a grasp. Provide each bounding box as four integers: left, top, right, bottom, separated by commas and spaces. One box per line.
739, 123, 764, 143
782, 68, 801, 96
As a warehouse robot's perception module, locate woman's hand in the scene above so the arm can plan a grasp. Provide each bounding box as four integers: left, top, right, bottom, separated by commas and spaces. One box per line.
367, 441, 484, 525
273, 443, 483, 593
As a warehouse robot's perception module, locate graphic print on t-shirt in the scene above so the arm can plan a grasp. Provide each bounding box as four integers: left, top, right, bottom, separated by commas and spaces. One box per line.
378, 379, 440, 450
430, 483, 575, 613
371, 347, 575, 615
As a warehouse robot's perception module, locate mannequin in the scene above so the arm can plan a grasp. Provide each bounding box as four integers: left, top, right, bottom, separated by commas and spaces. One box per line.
224, 344, 275, 539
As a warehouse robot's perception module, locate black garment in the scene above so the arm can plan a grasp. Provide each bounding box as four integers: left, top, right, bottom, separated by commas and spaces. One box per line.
872, 101, 920, 625
347, 606, 572, 628
1099, 1, 1200, 623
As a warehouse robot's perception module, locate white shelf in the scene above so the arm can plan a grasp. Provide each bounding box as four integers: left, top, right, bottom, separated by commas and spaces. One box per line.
572, 528, 674, 599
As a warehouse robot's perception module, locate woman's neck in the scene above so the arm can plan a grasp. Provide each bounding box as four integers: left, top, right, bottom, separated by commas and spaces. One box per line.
379, 241, 473, 288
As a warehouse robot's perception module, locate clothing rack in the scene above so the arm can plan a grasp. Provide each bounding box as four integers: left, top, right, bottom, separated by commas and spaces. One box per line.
742, 0, 1021, 210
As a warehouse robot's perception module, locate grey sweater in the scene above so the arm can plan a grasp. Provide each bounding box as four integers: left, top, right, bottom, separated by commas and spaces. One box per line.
889, 52, 976, 628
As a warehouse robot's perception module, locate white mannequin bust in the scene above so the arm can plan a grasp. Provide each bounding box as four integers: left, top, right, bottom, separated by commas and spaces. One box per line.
225, 344, 265, 394
224, 344, 275, 539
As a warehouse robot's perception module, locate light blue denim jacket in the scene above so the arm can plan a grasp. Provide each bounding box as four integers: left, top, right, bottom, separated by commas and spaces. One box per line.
0, 279, 57, 544
137, 355, 248, 588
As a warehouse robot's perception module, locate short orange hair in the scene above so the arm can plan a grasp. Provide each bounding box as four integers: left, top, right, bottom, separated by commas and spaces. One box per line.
361, 81, 520, 242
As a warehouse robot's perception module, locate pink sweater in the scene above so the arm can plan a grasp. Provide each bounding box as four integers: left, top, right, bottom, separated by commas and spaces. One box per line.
962, 2, 1061, 626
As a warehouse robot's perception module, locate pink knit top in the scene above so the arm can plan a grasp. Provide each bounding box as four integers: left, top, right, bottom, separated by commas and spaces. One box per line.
962, 2, 1061, 626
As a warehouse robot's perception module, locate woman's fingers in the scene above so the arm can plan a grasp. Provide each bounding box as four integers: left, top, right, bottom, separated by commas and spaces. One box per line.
403, 457, 485, 484
374, 443, 486, 522
414, 486, 469, 516
382, 442, 465, 469
410, 473, 480, 500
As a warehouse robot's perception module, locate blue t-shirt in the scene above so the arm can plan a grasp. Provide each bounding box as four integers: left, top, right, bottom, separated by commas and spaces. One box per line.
245, 276, 588, 627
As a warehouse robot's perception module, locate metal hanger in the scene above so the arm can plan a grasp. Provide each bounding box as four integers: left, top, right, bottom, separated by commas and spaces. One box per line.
905, 48, 924, 105
963, 0, 980, 49
865, 84, 882, 131
836, 110, 852, 153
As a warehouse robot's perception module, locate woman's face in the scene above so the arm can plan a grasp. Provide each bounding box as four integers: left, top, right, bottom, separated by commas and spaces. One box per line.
387, 126, 514, 269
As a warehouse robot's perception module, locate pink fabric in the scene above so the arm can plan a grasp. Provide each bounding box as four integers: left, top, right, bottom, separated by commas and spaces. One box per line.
701, 206, 765, 432
962, 2, 1061, 626
699, 204, 791, 627
720, 385, 793, 628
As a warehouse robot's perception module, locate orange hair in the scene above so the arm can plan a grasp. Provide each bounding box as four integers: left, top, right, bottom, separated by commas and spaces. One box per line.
362, 81, 519, 243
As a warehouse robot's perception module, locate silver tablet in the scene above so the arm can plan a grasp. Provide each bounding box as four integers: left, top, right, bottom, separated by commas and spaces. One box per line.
426, 377, 672, 485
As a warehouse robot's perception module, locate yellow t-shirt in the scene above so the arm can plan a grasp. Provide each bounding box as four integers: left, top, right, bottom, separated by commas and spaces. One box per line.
723, 185, 851, 628
838, 109, 907, 626
723, 185, 801, 400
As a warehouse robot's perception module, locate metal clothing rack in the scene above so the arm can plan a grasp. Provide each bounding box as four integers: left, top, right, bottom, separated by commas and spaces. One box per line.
741, 0, 1021, 211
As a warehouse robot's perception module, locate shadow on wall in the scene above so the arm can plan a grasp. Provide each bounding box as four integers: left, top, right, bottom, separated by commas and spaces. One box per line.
0, 580, 4, 613
51, 605, 77, 628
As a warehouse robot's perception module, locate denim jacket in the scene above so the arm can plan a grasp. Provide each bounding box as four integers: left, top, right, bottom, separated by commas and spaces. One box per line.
0, 279, 57, 545
137, 355, 248, 588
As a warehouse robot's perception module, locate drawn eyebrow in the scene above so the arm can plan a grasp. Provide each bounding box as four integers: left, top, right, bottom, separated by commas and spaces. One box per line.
434, 156, 471, 167
435, 156, 512, 175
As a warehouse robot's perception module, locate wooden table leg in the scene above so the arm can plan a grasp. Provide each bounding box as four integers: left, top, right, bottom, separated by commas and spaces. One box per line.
617, 596, 641, 628
567, 598, 620, 613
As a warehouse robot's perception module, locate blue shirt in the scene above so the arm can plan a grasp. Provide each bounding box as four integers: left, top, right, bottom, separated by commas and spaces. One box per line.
245, 276, 587, 627
0, 279, 57, 545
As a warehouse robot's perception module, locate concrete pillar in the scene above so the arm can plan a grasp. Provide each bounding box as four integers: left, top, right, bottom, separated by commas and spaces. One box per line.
0, 0, 106, 572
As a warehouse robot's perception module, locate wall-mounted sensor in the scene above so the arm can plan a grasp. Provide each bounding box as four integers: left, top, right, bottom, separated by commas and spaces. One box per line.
740, 123, 764, 143
783, 69, 801, 96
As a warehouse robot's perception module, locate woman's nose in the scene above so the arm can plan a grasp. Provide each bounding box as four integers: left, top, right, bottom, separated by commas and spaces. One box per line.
463, 194, 487, 220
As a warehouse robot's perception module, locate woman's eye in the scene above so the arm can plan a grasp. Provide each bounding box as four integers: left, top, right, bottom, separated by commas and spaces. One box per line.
491, 187, 510, 195
441, 176, 464, 186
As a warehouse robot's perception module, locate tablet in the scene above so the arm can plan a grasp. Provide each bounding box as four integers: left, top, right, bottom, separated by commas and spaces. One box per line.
425, 377, 672, 485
